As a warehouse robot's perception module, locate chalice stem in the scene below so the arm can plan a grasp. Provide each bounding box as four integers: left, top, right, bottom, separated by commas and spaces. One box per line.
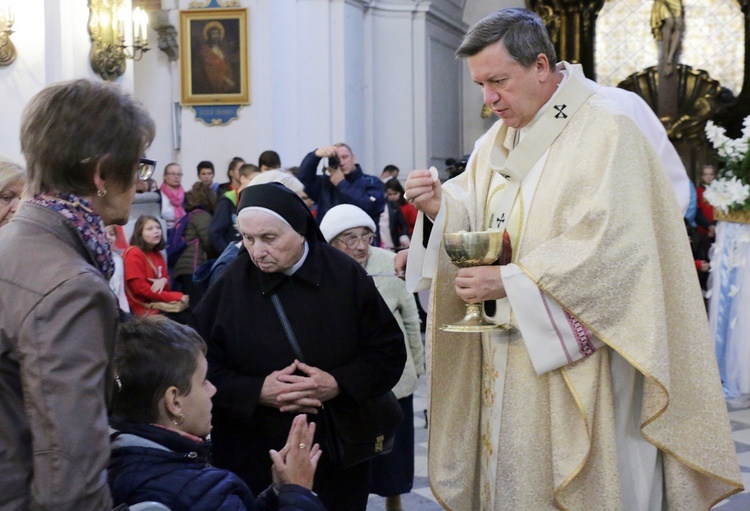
464, 302, 485, 323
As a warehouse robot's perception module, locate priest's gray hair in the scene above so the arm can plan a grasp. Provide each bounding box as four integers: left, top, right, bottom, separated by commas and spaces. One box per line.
456, 8, 557, 69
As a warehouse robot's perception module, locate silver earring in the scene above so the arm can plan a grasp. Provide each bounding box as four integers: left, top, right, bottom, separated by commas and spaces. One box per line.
172, 413, 185, 426
97, 188, 107, 198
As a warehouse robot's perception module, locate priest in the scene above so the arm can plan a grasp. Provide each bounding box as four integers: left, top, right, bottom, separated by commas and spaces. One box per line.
401, 8, 741, 511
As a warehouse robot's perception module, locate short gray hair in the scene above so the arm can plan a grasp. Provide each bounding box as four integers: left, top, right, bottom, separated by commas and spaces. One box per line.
20, 79, 155, 196
456, 8, 557, 69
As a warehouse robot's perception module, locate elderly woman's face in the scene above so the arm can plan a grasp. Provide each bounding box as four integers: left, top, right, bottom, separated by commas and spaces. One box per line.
332, 227, 372, 267
237, 210, 306, 273
0, 181, 23, 228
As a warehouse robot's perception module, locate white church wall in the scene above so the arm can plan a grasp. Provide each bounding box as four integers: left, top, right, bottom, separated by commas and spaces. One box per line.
363, 3, 421, 174
136, 0, 372, 190
0, 0, 134, 164
362, 1, 465, 178
460, 0, 521, 156
424, 15, 464, 176
0, 0, 515, 191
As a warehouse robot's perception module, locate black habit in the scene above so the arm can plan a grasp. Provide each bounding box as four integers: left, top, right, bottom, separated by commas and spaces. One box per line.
191, 240, 406, 511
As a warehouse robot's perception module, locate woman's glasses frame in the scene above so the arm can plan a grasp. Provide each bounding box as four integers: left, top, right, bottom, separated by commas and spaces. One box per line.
138, 158, 157, 181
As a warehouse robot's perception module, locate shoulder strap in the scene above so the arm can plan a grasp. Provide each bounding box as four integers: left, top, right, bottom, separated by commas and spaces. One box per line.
123, 246, 159, 276
270, 294, 305, 362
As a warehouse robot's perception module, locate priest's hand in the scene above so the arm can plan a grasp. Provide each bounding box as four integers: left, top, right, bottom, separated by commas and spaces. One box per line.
455, 265, 506, 302
405, 169, 441, 219
260, 362, 321, 413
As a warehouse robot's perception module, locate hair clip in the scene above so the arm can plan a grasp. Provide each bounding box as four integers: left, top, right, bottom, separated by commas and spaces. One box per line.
114, 374, 123, 392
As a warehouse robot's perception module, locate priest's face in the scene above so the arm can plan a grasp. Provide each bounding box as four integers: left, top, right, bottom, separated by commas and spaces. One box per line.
468, 41, 552, 129
237, 210, 306, 273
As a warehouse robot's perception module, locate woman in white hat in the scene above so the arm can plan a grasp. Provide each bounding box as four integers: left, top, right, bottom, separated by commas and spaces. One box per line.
320, 204, 424, 511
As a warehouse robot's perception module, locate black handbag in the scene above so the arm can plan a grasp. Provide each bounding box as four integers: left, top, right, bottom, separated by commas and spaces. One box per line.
271, 294, 404, 469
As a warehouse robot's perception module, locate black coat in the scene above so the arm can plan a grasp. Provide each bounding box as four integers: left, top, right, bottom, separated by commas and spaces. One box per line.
191, 241, 405, 510
108, 418, 326, 511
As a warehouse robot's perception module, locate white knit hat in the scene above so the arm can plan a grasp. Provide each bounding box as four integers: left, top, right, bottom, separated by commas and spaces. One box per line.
320, 204, 376, 242
248, 169, 304, 193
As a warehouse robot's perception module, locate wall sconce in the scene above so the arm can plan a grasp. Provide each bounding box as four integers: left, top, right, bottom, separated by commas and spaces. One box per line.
0, 6, 15, 66
87, 0, 150, 81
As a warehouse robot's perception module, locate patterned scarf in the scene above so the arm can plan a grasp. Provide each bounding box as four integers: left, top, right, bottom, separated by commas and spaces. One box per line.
160, 183, 186, 222
28, 192, 114, 280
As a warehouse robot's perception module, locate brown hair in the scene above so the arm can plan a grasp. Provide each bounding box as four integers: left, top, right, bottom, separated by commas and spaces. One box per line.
258, 150, 281, 169
129, 215, 166, 252
385, 178, 407, 206
112, 316, 207, 423
227, 157, 245, 179
238, 163, 260, 179
185, 182, 216, 213
20, 79, 155, 196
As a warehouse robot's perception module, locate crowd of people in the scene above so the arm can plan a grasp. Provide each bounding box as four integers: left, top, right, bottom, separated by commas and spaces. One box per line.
0, 7, 742, 511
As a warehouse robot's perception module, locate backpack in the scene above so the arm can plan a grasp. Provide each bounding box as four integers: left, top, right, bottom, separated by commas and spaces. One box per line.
166, 210, 198, 266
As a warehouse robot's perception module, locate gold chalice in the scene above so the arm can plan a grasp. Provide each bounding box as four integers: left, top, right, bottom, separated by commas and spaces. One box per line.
441, 230, 507, 333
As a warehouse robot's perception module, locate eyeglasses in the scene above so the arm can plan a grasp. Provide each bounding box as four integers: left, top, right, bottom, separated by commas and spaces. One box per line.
138, 158, 157, 181
165, 172, 183, 177
338, 232, 374, 249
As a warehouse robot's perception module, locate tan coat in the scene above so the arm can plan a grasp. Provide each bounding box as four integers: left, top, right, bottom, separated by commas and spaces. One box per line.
0, 203, 117, 510
366, 246, 424, 398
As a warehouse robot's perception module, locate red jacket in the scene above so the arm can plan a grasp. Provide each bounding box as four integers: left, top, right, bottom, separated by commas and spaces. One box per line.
123, 246, 183, 316
696, 186, 715, 235
399, 203, 418, 236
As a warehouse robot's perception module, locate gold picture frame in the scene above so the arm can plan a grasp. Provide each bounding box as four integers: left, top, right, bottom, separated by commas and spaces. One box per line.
179, 8, 250, 106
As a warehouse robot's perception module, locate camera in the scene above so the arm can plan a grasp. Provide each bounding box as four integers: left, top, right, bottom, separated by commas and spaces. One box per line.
328, 155, 340, 169
445, 155, 469, 179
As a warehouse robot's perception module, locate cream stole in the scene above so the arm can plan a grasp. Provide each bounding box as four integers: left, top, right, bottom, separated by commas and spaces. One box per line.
474, 65, 598, 511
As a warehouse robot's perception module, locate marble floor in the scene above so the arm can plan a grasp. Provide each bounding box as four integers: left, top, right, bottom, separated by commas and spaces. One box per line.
367, 378, 750, 510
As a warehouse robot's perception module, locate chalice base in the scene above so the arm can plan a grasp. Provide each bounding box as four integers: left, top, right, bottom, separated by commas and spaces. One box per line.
440, 303, 510, 333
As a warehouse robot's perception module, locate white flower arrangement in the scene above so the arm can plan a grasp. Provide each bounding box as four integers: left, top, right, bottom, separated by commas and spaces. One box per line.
704, 116, 750, 213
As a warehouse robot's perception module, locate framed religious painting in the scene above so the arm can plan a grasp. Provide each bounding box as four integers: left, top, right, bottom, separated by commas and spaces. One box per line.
179, 8, 250, 106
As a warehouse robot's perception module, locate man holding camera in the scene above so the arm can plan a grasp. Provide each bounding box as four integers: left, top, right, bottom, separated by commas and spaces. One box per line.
297, 144, 385, 233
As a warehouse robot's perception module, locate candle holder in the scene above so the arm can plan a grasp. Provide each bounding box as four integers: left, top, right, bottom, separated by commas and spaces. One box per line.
0, 6, 15, 66
88, 0, 150, 81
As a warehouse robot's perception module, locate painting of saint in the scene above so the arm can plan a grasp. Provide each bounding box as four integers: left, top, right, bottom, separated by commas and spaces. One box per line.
191, 19, 241, 95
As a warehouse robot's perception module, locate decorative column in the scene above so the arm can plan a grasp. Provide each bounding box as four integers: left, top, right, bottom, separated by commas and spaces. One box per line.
527, 0, 604, 79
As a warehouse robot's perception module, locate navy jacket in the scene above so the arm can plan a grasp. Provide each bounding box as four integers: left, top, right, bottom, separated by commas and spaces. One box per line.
209, 192, 241, 255
297, 151, 385, 226
108, 417, 326, 511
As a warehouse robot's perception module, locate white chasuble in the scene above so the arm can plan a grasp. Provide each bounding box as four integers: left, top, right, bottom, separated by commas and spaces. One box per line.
407, 62, 742, 511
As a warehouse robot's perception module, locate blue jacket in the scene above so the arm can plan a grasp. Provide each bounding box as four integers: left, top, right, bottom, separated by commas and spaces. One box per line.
209, 192, 241, 255
297, 151, 385, 226
108, 417, 326, 511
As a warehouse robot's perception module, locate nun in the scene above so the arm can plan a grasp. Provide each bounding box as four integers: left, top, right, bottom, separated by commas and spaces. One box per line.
191, 183, 406, 511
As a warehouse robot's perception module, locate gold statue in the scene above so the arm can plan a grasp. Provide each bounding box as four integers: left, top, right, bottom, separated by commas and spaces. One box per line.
651, 0, 684, 76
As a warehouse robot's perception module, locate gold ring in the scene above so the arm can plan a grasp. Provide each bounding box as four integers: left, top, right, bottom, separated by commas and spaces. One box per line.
299, 442, 306, 449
